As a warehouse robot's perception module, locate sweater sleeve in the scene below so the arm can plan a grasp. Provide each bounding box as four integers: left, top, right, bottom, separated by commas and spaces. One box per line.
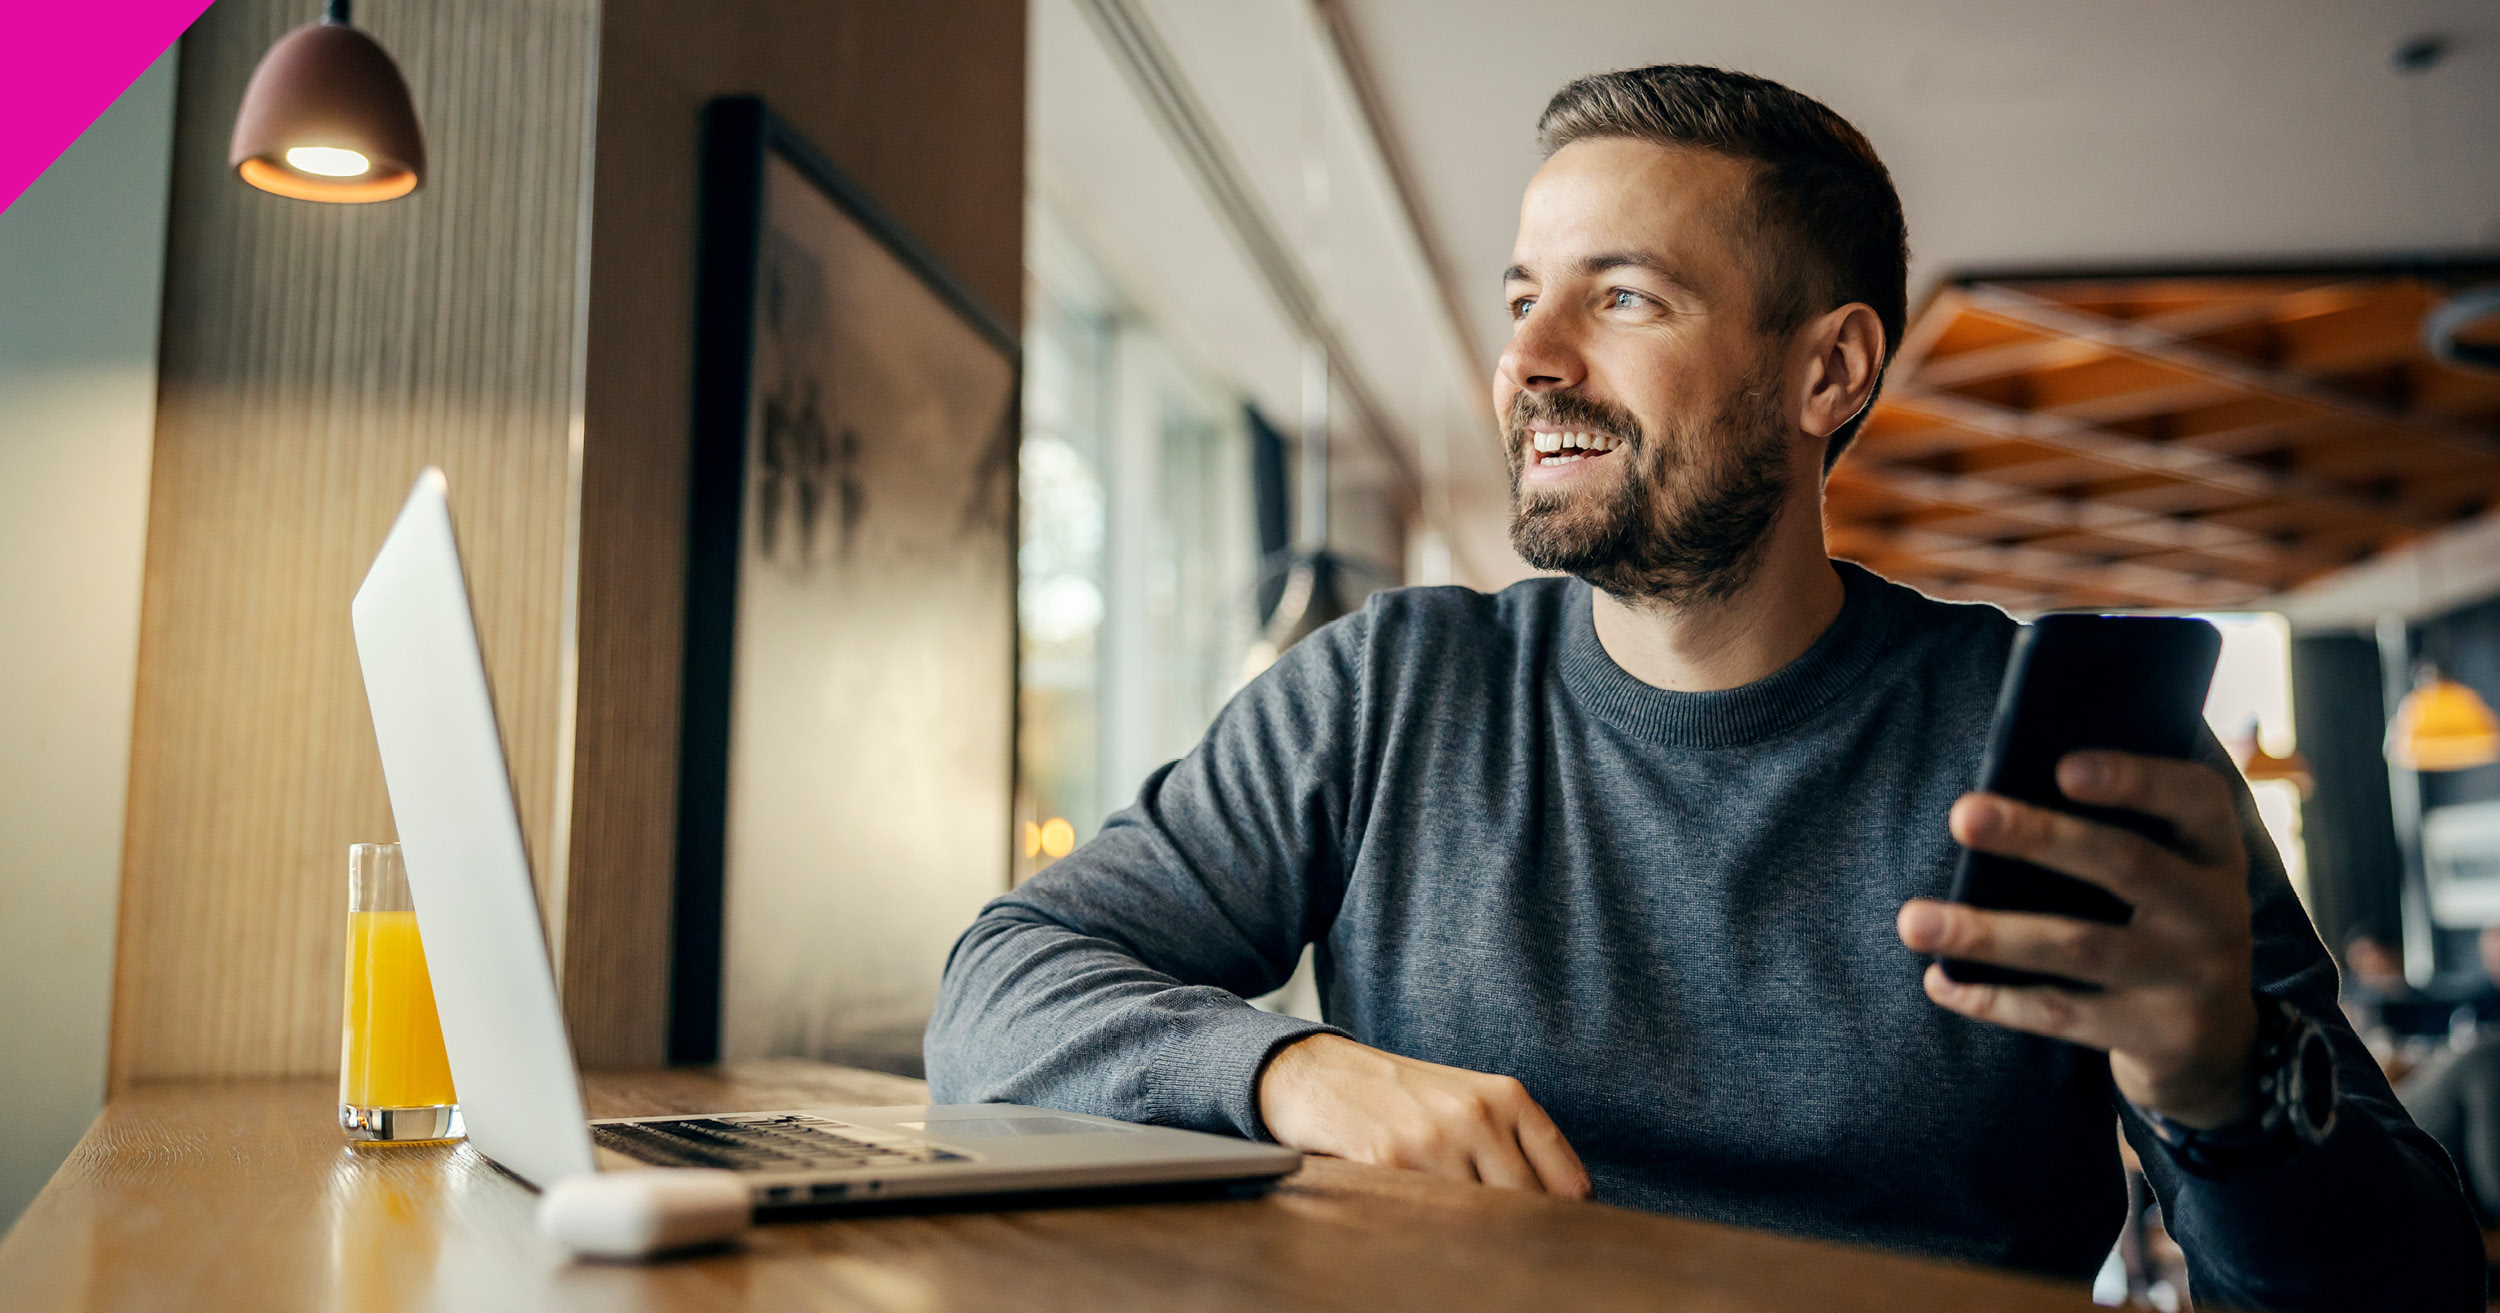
2120, 733, 2485, 1312
920, 611, 1367, 1139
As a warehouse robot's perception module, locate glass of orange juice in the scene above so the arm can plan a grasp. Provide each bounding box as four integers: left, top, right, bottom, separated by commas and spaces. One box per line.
340, 843, 461, 1142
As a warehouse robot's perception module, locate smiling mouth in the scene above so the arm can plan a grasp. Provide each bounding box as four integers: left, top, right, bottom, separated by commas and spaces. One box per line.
1527, 429, 1625, 466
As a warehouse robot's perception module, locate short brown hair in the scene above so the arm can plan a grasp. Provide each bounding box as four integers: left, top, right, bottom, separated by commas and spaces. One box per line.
1538, 65, 1908, 467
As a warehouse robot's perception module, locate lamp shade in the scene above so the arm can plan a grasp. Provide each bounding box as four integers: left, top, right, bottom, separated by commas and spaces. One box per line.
229, 20, 425, 203
2426, 283, 2500, 375
2388, 670, 2500, 772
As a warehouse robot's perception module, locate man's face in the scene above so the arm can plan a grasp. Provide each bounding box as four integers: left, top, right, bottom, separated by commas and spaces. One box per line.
1495, 138, 1805, 604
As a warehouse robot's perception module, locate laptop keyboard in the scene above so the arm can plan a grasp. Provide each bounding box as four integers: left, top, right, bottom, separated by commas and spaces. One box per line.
593, 1114, 971, 1173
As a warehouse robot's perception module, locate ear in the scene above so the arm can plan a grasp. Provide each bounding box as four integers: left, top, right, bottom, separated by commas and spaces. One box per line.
1792, 303, 1887, 441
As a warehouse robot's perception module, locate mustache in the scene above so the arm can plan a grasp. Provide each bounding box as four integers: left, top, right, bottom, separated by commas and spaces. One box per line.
1503, 390, 1643, 447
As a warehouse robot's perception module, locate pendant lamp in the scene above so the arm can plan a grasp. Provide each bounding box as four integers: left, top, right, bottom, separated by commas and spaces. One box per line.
1240, 346, 1355, 681
2425, 283, 2500, 375
2388, 665, 2500, 772
229, 0, 425, 204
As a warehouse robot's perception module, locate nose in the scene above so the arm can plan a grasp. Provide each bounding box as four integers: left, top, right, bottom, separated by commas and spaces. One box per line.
1497, 302, 1586, 397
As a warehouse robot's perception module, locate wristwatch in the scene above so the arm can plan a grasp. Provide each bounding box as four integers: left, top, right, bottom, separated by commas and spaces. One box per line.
2138, 996, 2338, 1175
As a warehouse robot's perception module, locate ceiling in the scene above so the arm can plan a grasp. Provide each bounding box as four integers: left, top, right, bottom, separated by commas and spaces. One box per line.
1828, 262, 2500, 610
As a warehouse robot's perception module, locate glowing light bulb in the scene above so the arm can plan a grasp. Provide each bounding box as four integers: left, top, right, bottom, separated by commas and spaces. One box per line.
285, 146, 372, 177
1039, 818, 1076, 859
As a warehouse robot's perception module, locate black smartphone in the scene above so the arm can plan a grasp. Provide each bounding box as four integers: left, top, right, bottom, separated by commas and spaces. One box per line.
1939, 614, 2222, 989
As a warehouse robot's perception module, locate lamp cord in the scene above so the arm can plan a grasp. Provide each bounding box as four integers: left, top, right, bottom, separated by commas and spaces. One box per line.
324, 0, 351, 24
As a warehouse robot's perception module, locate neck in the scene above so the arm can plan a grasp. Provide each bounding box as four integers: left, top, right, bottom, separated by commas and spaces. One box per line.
1588, 494, 1845, 692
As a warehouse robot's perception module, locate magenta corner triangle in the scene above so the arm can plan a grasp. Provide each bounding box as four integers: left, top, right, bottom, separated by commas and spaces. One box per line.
0, 0, 220, 217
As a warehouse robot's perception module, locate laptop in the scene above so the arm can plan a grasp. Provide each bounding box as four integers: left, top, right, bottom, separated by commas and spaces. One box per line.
350, 467, 1301, 1208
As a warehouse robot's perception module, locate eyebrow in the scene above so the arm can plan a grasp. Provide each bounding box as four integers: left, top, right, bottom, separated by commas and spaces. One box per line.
1504, 251, 1697, 292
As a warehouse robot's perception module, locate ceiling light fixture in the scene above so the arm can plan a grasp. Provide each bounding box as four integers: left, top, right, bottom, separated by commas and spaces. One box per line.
2425, 283, 2500, 375
2388, 664, 2500, 773
229, 0, 425, 204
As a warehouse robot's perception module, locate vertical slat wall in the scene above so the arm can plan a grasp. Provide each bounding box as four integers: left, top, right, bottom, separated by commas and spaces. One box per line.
110, 0, 596, 1086
565, 0, 1027, 1067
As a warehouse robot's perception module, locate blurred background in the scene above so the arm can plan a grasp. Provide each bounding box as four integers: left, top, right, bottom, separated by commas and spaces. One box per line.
4, 3, 2499, 1278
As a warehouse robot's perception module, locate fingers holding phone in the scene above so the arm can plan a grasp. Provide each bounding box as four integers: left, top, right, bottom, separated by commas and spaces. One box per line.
1939, 752, 2250, 955
1899, 749, 2262, 1127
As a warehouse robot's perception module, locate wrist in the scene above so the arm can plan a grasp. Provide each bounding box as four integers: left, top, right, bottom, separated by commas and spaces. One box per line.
2136, 997, 2338, 1175
2143, 1066, 2254, 1132
2140, 992, 2262, 1129
1259, 1031, 1351, 1089
1255, 1032, 1354, 1143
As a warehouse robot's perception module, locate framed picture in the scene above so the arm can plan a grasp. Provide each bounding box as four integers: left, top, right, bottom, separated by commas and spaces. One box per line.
674, 97, 1019, 1068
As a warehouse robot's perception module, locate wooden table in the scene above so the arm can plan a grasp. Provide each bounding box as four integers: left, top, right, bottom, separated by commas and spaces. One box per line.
0, 1060, 2098, 1312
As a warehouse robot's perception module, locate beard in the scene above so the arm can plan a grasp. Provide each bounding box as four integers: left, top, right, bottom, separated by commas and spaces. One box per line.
1504, 368, 1794, 607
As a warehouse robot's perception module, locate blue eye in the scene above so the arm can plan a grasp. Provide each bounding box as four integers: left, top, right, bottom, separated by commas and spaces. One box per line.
1510, 297, 1536, 320
1609, 289, 1645, 310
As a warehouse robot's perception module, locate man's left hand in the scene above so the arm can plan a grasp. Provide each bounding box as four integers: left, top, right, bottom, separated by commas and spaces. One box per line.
1895, 750, 2261, 1130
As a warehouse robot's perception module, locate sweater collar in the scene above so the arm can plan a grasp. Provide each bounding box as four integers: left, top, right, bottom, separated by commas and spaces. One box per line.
1556, 560, 1907, 747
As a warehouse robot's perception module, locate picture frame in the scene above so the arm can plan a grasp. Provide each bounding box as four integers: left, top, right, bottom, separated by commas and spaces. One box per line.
673, 96, 1020, 1067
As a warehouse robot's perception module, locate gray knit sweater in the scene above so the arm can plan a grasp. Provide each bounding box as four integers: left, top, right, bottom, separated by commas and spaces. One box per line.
926, 564, 2479, 1309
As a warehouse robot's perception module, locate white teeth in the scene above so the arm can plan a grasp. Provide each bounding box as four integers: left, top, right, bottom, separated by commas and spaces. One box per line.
1529, 430, 1626, 460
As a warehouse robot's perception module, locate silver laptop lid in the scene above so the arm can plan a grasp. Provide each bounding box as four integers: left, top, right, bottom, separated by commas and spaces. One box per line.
351, 468, 598, 1187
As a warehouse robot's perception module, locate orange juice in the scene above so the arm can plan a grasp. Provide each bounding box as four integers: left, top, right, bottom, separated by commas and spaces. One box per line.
339, 910, 457, 1110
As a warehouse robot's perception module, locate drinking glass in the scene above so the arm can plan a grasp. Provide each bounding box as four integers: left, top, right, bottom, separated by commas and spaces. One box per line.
339, 843, 461, 1142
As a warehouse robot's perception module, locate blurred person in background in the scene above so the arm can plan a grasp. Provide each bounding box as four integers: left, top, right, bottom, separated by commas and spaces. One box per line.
2402, 926, 2500, 1221
2405, 1045, 2500, 1221
2350, 925, 2500, 1083
2474, 925, 2500, 1026
929, 64, 2480, 1310
2344, 927, 2407, 998
2342, 925, 2449, 1073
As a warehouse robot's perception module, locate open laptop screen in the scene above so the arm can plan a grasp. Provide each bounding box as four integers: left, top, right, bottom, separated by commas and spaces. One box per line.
352, 468, 598, 1187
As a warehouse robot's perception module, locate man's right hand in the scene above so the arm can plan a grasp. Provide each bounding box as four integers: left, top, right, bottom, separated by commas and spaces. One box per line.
1255, 1033, 1592, 1198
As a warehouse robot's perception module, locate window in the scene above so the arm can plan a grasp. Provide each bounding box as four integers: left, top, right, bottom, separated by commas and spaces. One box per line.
1015, 281, 1111, 875
1016, 217, 1258, 881
2199, 612, 2308, 906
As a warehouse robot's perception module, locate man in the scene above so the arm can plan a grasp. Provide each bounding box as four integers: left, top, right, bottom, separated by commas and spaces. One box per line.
927, 65, 2478, 1307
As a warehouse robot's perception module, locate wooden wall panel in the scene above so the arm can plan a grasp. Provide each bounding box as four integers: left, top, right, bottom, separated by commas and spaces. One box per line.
110, 0, 595, 1086
567, 0, 1027, 1067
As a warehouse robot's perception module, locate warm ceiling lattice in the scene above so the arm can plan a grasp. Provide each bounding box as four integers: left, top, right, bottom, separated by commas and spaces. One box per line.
1827, 261, 2500, 611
